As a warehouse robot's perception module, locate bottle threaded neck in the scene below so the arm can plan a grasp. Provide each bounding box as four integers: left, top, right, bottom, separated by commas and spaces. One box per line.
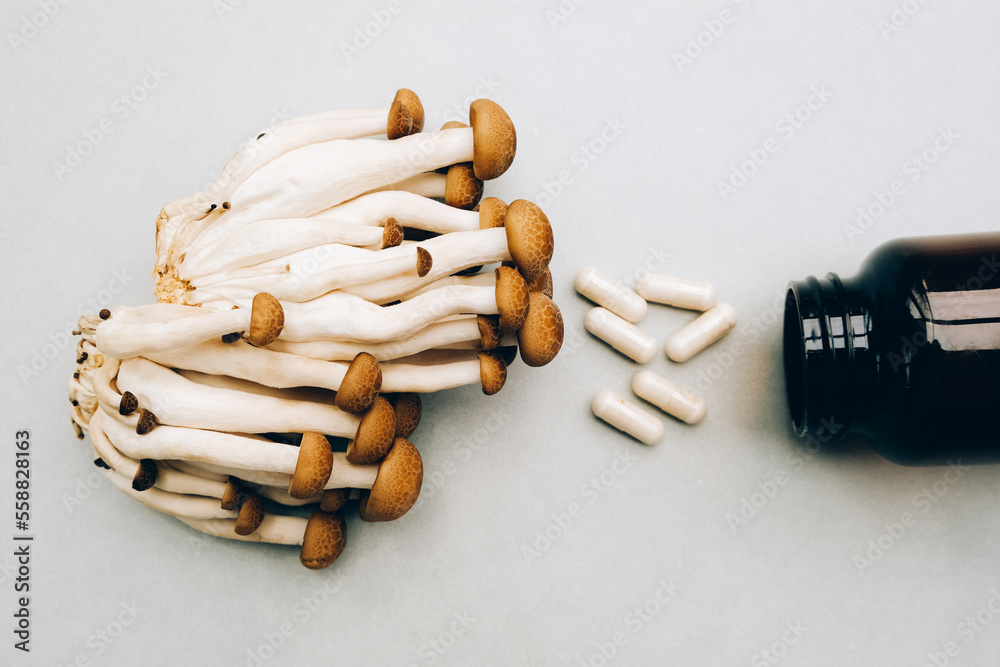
783, 273, 877, 440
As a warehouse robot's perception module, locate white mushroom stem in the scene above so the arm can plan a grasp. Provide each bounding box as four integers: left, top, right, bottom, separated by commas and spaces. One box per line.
90, 409, 227, 498
380, 270, 496, 302
380, 349, 491, 393
101, 411, 378, 489
359, 172, 447, 199
267, 316, 484, 361
182, 217, 392, 277
257, 486, 321, 507
157, 107, 401, 271
105, 468, 237, 520
92, 357, 124, 417
176, 515, 307, 545
92, 415, 350, 508
99, 292, 286, 357
311, 190, 482, 233
96, 305, 251, 358
115, 357, 362, 436
181, 459, 371, 491
260, 286, 500, 343
172, 108, 396, 215
179, 129, 476, 272
142, 339, 356, 394
160, 460, 343, 509
340, 228, 512, 304
189, 226, 511, 305
163, 459, 228, 482
183, 239, 423, 297
176, 369, 335, 405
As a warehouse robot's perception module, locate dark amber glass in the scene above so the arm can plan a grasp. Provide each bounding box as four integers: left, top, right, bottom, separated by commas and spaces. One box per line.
784, 233, 1000, 465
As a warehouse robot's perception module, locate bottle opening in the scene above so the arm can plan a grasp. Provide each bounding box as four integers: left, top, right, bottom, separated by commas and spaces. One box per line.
783, 287, 807, 435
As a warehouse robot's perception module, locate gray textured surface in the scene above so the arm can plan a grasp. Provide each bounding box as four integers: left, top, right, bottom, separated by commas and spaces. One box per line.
3, 1, 1000, 665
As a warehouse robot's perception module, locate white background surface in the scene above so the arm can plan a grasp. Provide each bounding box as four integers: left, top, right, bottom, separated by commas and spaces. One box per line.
3, 1, 1000, 665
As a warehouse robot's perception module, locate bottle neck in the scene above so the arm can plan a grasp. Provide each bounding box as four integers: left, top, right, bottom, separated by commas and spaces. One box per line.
783, 273, 880, 440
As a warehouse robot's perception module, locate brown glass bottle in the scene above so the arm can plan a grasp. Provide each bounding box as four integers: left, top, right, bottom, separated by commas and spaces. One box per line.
783, 233, 1000, 465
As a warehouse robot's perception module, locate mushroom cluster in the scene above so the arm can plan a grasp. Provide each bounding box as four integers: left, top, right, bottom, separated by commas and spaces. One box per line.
67, 90, 564, 570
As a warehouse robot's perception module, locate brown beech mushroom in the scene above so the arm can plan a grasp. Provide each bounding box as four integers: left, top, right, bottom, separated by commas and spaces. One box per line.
386, 99, 414, 140
358, 437, 423, 522
440, 121, 483, 209
312, 192, 504, 235
143, 344, 383, 415
132, 458, 158, 491
288, 432, 334, 499
529, 267, 554, 298
267, 314, 502, 362
68, 88, 564, 574
185, 204, 537, 305
113, 358, 394, 455
96, 294, 285, 358
469, 99, 516, 180
212, 267, 532, 343
344, 396, 396, 465
320, 488, 350, 512
335, 352, 382, 413
341, 200, 552, 305
300, 509, 347, 570
234, 491, 264, 535
388, 393, 422, 438
175, 99, 518, 276
393, 88, 424, 133
517, 292, 565, 367
378, 350, 508, 396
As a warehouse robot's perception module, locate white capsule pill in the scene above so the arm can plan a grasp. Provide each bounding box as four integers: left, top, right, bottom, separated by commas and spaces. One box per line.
584, 307, 657, 363
636, 273, 717, 311
591, 389, 664, 445
665, 303, 737, 362
574, 266, 647, 323
632, 370, 707, 424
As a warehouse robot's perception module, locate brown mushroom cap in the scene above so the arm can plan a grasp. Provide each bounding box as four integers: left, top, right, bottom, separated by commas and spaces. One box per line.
516, 292, 564, 367
300, 509, 347, 570
249, 292, 284, 346
334, 352, 382, 414
359, 437, 423, 522
381, 218, 404, 249
119, 391, 138, 416
494, 266, 530, 333
441, 120, 467, 131
345, 396, 396, 464
468, 99, 516, 180
477, 314, 502, 350
393, 88, 424, 133
479, 197, 507, 229
386, 99, 414, 140
444, 163, 483, 210
131, 459, 158, 492
504, 200, 553, 284
529, 267, 554, 298
416, 247, 433, 278
234, 491, 264, 535
288, 431, 333, 500
320, 488, 349, 512
136, 409, 158, 435
478, 350, 507, 395
221, 477, 242, 510
389, 393, 422, 438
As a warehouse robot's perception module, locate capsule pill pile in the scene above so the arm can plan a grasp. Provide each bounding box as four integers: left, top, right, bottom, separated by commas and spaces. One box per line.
575, 266, 736, 444
67, 90, 566, 570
